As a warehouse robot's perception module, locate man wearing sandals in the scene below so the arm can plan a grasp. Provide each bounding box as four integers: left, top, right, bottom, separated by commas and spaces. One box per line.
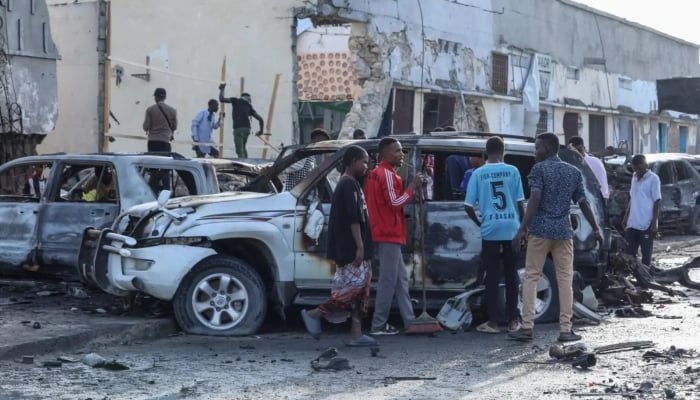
301, 146, 377, 347
464, 136, 524, 335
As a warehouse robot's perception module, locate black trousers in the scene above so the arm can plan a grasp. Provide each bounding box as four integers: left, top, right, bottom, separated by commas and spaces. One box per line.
482, 240, 520, 323
147, 141, 171, 152
626, 228, 654, 266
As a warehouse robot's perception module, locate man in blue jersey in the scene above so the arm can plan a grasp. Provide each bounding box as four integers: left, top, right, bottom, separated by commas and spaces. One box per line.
465, 136, 525, 334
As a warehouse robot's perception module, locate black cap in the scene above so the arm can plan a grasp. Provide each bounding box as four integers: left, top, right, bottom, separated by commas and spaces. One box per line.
569, 136, 584, 146
153, 88, 166, 97
310, 128, 331, 141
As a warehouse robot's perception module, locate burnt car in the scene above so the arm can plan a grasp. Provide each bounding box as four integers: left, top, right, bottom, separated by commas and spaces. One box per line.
605, 153, 700, 234
80, 133, 611, 336
0, 152, 220, 278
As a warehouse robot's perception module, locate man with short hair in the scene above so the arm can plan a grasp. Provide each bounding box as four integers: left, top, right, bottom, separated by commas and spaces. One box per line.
282, 128, 330, 190
218, 84, 264, 158
509, 133, 602, 343
568, 136, 609, 200
143, 88, 177, 152
353, 129, 366, 140
191, 99, 221, 158
465, 136, 524, 334
364, 137, 423, 335
623, 154, 661, 267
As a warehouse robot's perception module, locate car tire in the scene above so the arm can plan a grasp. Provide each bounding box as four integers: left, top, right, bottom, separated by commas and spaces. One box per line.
496, 259, 560, 323
173, 255, 267, 336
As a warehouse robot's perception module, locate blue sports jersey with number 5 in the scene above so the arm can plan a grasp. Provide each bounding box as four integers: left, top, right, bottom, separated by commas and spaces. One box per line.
464, 163, 524, 241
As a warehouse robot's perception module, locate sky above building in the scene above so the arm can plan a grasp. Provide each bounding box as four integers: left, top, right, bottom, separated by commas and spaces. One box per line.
574, 0, 700, 45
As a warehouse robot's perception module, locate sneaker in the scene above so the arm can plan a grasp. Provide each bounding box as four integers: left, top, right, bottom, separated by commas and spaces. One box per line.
507, 319, 522, 333
558, 330, 582, 343
476, 321, 501, 334
369, 323, 400, 336
508, 328, 533, 342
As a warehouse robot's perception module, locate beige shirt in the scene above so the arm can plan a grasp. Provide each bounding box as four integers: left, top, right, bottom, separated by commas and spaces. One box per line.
143, 101, 178, 143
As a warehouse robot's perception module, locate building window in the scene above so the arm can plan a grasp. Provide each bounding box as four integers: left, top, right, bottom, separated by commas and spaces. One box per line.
536, 110, 548, 134
566, 67, 580, 80
391, 88, 415, 135
491, 53, 508, 95
658, 123, 669, 152
422, 93, 455, 133
618, 77, 633, 91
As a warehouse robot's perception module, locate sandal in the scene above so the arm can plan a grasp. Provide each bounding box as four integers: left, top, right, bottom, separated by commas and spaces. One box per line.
344, 334, 378, 347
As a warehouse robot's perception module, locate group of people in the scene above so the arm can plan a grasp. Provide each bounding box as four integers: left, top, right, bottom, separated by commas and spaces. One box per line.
299, 131, 662, 346
142, 85, 264, 159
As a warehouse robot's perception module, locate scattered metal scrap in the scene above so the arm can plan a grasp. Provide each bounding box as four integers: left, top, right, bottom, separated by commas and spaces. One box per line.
593, 341, 655, 355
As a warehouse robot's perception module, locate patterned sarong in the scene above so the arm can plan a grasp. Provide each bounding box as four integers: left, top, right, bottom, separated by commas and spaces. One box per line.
319, 260, 372, 324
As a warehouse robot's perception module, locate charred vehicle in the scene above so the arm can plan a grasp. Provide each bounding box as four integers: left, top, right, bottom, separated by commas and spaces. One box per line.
0, 152, 222, 278
79, 134, 611, 336
605, 153, 700, 234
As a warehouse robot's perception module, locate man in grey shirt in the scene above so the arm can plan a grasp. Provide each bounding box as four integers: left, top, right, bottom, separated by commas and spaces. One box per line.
143, 88, 178, 152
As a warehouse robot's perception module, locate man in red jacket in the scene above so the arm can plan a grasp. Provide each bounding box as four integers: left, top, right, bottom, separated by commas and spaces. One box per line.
365, 137, 423, 335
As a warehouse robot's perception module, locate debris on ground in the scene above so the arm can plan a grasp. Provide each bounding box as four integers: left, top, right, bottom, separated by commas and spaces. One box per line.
82, 352, 129, 371
594, 341, 655, 355
310, 347, 351, 372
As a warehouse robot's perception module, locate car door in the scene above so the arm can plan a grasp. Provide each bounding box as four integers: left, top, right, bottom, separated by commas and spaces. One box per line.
37, 161, 120, 268
654, 161, 681, 222
0, 161, 50, 269
672, 160, 697, 220
417, 148, 482, 289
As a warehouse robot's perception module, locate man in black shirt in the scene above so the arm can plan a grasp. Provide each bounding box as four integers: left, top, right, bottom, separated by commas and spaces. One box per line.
218, 83, 264, 158
301, 145, 377, 347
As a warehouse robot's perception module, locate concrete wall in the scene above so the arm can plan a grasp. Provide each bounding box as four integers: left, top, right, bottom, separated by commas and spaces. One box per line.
1, 0, 59, 135
297, 24, 350, 53
493, 0, 700, 81
104, 0, 305, 157
39, 0, 99, 154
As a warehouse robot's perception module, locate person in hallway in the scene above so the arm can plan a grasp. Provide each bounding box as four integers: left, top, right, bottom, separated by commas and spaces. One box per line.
191, 99, 221, 158
509, 133, 601, 343
300, 145, 376, 347
353, 129, 367, 140
464, 137, 524, 335
568, 136, 609, 200
364, 137, 423, 335
218, 83, 264, 159
143, 88, 177, 152
623, 154, 661, 267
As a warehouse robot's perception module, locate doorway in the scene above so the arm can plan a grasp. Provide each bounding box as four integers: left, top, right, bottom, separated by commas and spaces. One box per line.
588, 115, 606, 153
563, 112, 579, 144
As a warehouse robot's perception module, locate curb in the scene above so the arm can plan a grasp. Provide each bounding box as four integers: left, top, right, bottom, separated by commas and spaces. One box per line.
0, 318, 178, 361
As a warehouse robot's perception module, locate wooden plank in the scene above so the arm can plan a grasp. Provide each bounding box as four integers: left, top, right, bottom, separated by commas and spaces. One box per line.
217, 56, 226, 157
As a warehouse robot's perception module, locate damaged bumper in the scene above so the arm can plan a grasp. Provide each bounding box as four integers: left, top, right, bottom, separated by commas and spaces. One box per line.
78, 228, 216, 300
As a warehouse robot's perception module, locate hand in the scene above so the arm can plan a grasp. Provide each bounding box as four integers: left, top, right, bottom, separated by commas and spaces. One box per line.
411, 173, 424, 188
255, 131, 263, 137
592, 229, 603, 244
218, 83, 226, 90
648, 221, 658, 236
511, 229, 526, 254
353, 247, 364, 266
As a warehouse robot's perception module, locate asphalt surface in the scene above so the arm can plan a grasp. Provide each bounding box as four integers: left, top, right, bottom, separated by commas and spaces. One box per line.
0, 237, 699, 400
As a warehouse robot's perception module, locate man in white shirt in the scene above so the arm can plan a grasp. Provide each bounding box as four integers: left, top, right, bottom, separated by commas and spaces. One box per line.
623, 154, 661, 266
568, 137, 609, 200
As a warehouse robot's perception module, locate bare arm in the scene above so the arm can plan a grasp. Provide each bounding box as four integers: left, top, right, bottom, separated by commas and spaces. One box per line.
218, 84, 233, 103
650, 199, 660, 234
517, 200, 525, 222
252, 112, 265, 134
579, 200, 602, 242
511, 190, 540, 252
464, 205, 480, 227
350, 223, 364, 265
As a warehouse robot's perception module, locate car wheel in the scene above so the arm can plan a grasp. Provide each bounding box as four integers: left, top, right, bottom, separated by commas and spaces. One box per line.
173, 255, 267, 336
516, 259, 559, 323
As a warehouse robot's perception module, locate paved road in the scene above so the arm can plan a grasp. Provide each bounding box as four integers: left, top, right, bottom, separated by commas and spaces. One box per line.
1, 240, 699, 400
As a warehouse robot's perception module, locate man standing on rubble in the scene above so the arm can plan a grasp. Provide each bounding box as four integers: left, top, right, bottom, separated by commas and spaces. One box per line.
623, 154, 661, 267
509, 133, 602, 343
218, 84, 264, 159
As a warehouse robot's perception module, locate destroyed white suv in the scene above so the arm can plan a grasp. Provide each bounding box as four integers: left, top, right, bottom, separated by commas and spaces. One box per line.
79, 135, 611, 336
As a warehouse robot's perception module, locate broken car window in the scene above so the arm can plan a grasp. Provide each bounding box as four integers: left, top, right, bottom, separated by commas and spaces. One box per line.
0, 162, 53, 200
137, 167, 197, 198
656, 162, 675, 185
56, 164, 118, 203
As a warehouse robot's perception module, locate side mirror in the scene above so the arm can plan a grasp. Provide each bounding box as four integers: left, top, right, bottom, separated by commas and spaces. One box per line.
157, 190, 171, 208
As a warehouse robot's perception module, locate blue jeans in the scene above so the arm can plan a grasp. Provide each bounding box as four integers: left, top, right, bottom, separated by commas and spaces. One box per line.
626, 228, 654, 266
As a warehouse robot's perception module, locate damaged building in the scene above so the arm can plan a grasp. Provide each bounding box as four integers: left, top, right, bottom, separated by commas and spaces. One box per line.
43, 0, 699, 156
0, 0, 58, 164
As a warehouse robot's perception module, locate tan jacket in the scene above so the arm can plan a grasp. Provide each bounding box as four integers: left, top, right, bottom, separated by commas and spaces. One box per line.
143, 102, 178, 143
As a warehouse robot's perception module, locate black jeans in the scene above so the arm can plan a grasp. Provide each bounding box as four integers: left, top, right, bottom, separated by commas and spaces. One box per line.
482, 240, 520, 323
147, 141, 171, 152
626, 228, 654, 266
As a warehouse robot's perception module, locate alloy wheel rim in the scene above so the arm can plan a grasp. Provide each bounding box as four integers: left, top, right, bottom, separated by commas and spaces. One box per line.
191, 273, 249, 330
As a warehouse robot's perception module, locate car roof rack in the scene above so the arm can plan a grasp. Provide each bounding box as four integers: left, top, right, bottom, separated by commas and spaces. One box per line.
91, 152, 189, 160
427, 131, 536, 142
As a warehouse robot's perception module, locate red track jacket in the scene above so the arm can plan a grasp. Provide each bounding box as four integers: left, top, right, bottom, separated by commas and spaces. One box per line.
364, 161, 414, 245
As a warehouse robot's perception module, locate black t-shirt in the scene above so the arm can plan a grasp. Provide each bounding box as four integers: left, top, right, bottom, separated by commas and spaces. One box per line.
327, 176, 373, 265
226, 97, 257, 129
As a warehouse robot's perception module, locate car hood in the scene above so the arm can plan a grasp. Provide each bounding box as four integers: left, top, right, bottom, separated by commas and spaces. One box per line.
123, 191, 274, 216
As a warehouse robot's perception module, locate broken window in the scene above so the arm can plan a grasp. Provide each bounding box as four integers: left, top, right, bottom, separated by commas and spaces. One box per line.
422, 93, 455, 133
673, 161, 693, 182
0, 162, 52, 200
656, 162, 674, 186
55, 164, 118, 203
138, 167, 196, 198
491, 53, 509, 95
